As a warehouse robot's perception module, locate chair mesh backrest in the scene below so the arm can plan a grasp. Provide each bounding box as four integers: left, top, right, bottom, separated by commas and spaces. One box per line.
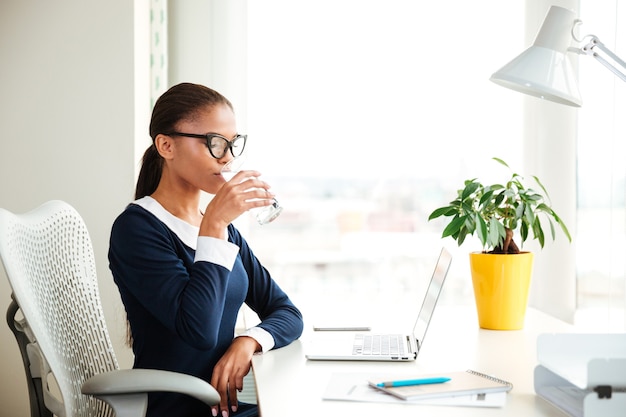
0, 201, 117, 417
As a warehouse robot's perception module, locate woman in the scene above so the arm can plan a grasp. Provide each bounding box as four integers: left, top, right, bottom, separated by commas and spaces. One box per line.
109, 82, 303, 417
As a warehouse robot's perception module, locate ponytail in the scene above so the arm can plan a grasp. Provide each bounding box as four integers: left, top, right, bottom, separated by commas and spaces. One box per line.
127, 144, 162, 346
135, 144, 163, 199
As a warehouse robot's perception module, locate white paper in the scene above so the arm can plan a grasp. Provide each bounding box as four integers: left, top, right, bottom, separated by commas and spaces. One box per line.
322, 373, 507, 408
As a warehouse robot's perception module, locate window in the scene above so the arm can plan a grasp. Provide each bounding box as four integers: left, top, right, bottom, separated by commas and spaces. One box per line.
168, 1, 625, 329
242, 0, 524, 316
576, 0, 626, 330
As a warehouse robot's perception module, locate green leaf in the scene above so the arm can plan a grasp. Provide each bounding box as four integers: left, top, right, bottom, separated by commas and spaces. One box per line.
504, 188, 517, 199
475, 213, 487, 246
520, 221, 528, 243
488, 217, 503, 248
493, 191, 505, 207
524, 192, 542, 202
461, 181, 480, 200
428, 206, 456, 220
515, 202, 525, 220
478, 189, 495, 208
492, 157, 509, 168
534, 217, 545, 247
553, 212, 572, 242
535, 203, 552, 214
532, 175, 551, 201
457, 227, 469, 245
442, 215, 465, 239
524, 204, 534, 226
460, 200, 473, 214
547, 217, 556, 241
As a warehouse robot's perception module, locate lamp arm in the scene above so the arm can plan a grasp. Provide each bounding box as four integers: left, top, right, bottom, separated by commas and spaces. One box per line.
577, 36, 626, 83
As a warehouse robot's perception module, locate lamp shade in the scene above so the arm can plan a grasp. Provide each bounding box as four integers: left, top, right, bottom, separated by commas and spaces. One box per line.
490, 6, 582, 107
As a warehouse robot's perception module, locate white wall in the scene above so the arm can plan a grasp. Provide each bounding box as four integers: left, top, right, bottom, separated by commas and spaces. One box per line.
168, 0, 248, 123
0, 1, 144, 415
523, 0, 579, 322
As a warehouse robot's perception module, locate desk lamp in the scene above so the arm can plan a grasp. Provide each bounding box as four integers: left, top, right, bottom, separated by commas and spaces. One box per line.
490, 5, 626, 106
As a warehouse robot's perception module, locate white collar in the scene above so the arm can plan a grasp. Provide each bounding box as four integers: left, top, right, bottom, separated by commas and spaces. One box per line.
132, 196, 198, 249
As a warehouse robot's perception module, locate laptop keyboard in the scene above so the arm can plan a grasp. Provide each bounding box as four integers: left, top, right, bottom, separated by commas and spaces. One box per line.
352, 333, 406, 356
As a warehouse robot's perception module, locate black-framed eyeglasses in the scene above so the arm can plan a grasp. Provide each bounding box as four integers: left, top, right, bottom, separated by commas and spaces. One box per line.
164, 132, 247, 159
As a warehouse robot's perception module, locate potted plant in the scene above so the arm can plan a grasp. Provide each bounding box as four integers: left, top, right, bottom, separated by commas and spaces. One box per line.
428, 157, 571, 329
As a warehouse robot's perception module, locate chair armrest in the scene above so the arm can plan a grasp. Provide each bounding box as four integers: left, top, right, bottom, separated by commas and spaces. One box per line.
81, 369, 220, 405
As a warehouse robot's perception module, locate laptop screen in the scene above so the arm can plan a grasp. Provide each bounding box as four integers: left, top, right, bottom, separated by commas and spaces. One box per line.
412, 248, 452, 350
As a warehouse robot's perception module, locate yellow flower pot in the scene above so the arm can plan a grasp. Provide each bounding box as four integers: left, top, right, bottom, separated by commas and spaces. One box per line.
469, 252, 534, 330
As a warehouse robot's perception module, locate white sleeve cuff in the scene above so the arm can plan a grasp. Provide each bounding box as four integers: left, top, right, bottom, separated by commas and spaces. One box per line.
195, 236, 239, 270
238, 326, 275, 353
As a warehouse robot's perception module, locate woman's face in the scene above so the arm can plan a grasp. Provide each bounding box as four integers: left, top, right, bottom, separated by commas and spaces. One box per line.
167, 103, 237, 195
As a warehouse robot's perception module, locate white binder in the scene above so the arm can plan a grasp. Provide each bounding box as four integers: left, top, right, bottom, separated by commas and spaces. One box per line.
534, 333, 626, 417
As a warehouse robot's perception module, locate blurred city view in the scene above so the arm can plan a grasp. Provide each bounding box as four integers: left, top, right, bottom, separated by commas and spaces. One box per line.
235, 173, 625, 329
239, 175, 493, 321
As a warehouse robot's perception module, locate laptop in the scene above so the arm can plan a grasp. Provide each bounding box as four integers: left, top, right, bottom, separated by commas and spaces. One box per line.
305, 247, 452, 361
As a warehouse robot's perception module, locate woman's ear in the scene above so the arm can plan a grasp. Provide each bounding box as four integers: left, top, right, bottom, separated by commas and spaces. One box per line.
154, 134, 175, 160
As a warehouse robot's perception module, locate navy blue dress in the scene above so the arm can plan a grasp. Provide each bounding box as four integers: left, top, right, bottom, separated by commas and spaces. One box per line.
109, 197, 303, 417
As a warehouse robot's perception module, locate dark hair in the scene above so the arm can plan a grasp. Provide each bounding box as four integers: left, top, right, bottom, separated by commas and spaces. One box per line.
134, 83, 234, 199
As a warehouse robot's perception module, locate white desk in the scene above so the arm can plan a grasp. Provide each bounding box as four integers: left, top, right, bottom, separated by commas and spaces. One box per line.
251, 305, 574, 416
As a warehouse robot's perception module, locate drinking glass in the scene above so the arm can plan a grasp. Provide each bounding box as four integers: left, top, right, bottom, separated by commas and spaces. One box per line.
221, 156, 283, 225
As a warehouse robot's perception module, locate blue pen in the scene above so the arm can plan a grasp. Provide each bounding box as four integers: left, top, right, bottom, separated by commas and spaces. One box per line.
376, 377, 451, 388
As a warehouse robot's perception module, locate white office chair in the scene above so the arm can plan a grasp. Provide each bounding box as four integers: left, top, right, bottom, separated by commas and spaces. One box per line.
0, 200, 220, 417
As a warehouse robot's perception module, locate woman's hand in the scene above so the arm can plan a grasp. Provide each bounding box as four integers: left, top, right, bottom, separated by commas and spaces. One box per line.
210, 336, 261, 417
201, 171, 274, 238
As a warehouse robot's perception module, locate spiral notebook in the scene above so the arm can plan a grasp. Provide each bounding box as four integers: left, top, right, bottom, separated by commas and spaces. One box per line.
368, 369, 513, 401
